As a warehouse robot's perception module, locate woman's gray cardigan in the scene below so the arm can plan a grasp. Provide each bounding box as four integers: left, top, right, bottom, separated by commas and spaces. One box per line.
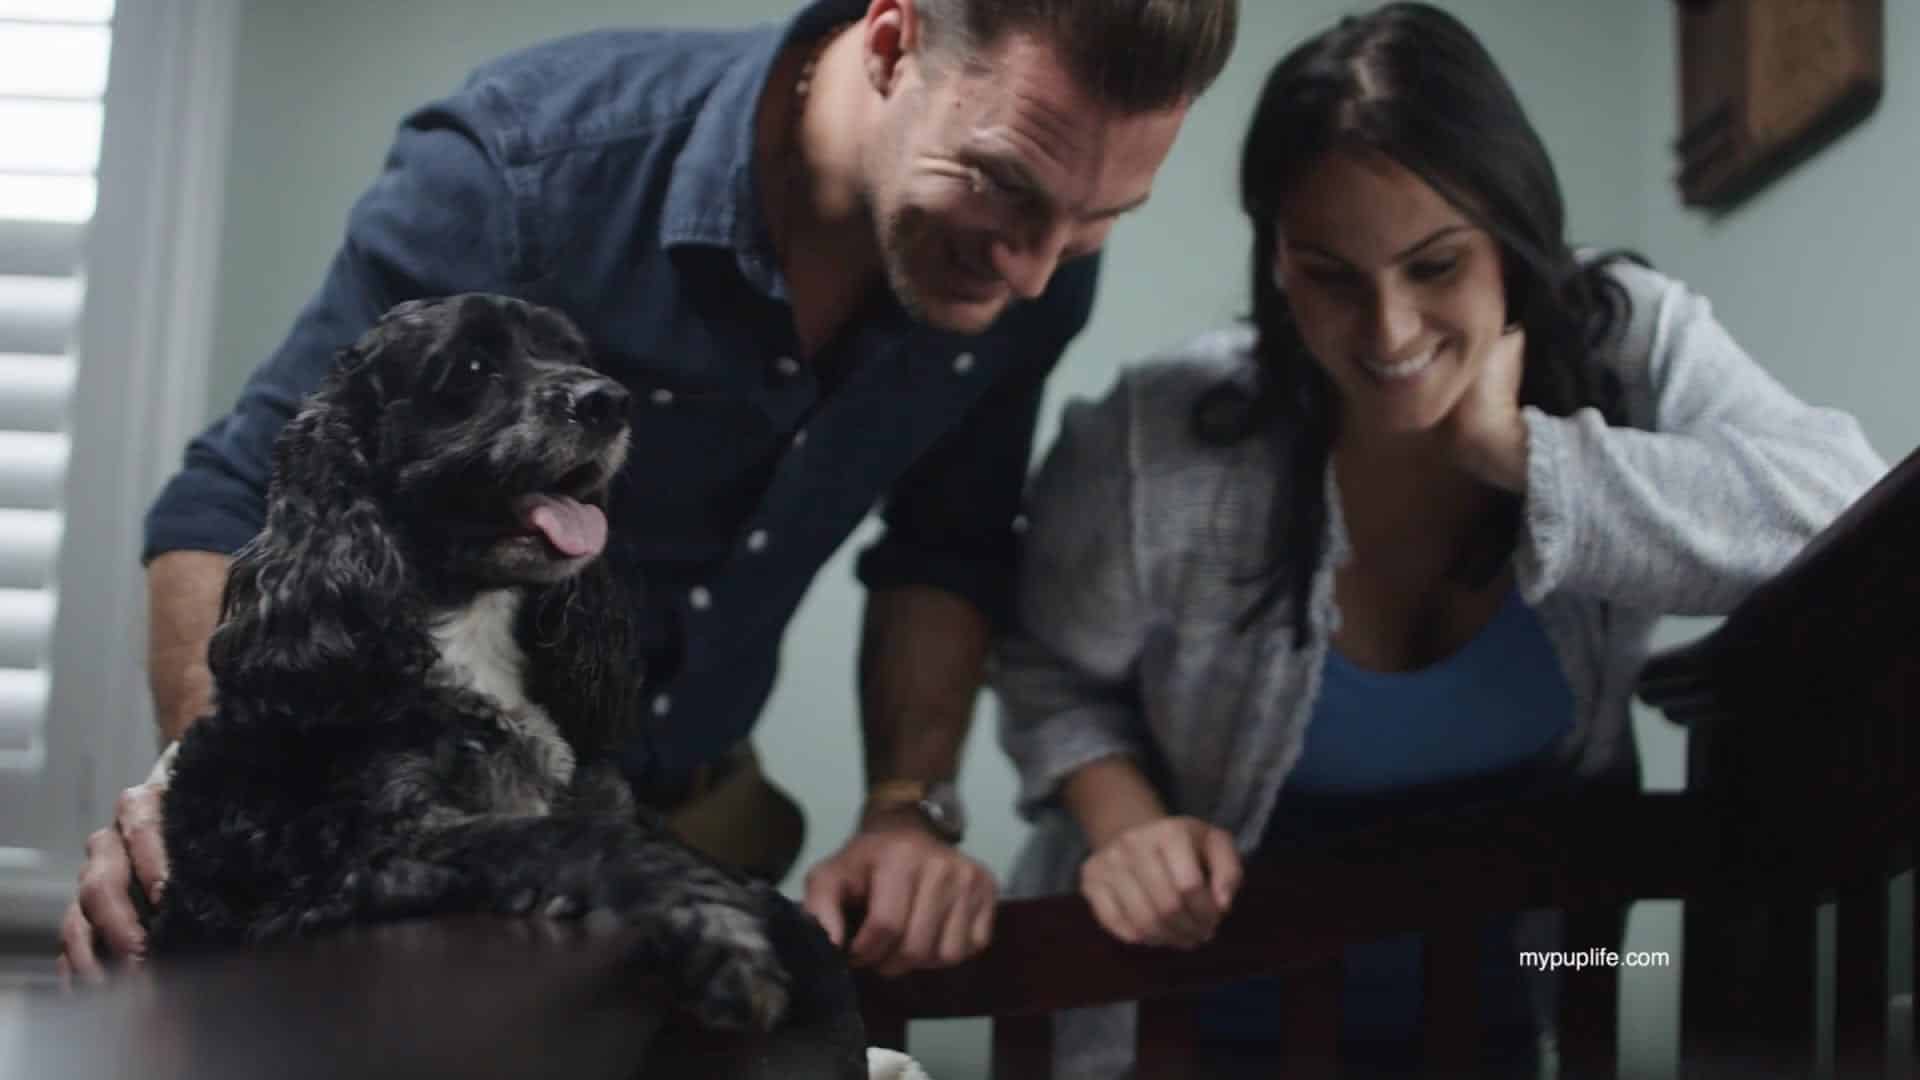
992, 261, 1887, 1079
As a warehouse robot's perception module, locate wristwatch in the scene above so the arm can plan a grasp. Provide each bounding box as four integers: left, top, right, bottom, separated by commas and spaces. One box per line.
864, 778, 967, 845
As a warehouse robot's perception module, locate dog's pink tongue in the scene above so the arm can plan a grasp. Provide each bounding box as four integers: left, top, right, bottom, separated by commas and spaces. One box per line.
515, 494, 607, 558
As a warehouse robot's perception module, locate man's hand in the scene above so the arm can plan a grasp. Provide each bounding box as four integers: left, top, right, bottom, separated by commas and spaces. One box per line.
61, 550, 221, 983
801, 811, 997, 977
57, 778, 172, 984
1078, 815, 1240, 949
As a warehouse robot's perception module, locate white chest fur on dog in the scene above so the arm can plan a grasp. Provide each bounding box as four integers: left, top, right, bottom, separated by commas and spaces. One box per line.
429, 589, 576, 788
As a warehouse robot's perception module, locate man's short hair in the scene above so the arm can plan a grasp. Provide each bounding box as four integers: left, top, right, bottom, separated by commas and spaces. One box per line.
915, 0, 1239, 112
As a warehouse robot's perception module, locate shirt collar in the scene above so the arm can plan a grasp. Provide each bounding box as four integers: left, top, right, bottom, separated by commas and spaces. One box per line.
658, 0, 867, 298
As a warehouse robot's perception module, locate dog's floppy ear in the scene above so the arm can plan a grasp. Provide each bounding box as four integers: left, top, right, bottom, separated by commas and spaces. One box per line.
519, 552, 654, 755
207, 368, 429, 707
335, 336, 389, 405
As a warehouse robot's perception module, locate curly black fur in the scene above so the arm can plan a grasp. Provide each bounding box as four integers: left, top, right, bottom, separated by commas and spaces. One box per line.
150, 295, 797, 1034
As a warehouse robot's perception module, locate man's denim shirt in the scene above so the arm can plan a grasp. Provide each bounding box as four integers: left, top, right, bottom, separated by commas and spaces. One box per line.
143, 0, 1099, 791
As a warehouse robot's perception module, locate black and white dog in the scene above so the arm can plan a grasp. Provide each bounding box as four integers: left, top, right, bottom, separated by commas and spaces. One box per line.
149, 294, 792, 1033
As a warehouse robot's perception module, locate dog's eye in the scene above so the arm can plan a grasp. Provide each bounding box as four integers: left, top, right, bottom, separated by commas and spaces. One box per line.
424, 349, 498, 404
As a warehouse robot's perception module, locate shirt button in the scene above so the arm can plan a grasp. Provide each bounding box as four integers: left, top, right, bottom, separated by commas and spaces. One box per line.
792, 429, 808, 449
652, 693, 672, 717
774, 355, 800, 377
952, 352, 976, 374
746, 529, 770, 553
688, 586, 712, 611
649, 388, 674, 406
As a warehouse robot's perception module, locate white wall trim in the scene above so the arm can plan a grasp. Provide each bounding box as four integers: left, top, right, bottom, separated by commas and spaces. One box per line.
0, 0, 239, 934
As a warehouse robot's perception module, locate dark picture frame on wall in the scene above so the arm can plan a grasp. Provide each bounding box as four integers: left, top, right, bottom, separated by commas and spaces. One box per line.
1674, 0, 1884, 210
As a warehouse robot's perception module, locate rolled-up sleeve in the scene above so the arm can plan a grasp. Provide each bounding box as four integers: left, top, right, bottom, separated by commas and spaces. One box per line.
854, 256, 1099, 626
143, 91, 528, 562
992, 374, 1154, 820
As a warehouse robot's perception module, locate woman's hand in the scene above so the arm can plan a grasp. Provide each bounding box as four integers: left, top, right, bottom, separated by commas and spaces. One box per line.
1446, 325, 1529, 492
1078, 815, 1241, 949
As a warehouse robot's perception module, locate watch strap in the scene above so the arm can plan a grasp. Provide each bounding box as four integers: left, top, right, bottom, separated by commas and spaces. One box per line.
863, 778, 932, 812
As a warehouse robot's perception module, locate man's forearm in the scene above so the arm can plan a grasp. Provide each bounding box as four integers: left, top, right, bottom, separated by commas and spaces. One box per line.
146, 550, 231, 743
856, 585, 990, 788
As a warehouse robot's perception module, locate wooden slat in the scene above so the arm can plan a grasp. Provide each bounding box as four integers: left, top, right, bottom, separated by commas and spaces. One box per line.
1681, 897, 1817, 1073
1835, 876, 1891, 1076
862, 1001, 906, 1053
1281, 960, 1341, 1079
990, 1012, 1052, 1080
1557, 905, 1624, 1079
1134, 994, 1200, 1078
1559, 964, 1621, 1079
1422, 924, 1480, 1073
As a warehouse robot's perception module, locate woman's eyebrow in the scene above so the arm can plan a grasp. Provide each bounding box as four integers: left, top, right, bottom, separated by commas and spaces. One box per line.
1392, 224, 1471, 259
1293, 224, 1472, 265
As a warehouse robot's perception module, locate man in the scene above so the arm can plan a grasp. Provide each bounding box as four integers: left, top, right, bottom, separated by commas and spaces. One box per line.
60, 0, 1237, 981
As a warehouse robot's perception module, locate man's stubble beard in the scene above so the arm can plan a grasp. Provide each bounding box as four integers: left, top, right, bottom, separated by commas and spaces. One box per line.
879, 205, 934, 324
879, 205, 1015, 335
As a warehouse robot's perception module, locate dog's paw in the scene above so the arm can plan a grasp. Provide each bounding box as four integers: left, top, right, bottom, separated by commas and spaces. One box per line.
670, 901, 791, 1031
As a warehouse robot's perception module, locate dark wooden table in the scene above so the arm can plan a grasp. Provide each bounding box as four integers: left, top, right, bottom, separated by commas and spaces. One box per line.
10, 915, 867, 1079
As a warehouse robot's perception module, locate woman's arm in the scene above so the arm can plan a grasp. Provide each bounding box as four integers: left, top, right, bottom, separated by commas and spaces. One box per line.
1062, 754, 1170, 850
994, 375, 1157, 821
1516, 264, 1886, 612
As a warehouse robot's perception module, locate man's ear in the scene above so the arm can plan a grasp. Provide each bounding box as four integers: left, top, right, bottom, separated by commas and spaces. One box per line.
862, 0, 920, 96
1269, 240, 1293, 294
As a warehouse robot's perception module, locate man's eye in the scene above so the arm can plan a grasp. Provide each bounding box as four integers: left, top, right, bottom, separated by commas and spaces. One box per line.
971, 168, 1033, 207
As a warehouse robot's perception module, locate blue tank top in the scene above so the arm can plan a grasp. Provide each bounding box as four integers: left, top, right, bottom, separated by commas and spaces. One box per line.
1193, 588, 1574, 1070
1288, 586, 1574, 795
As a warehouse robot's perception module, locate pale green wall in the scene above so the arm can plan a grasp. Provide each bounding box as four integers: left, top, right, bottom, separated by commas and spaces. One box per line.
1635, 0, 1916, 464
204, 2, 1920, 1074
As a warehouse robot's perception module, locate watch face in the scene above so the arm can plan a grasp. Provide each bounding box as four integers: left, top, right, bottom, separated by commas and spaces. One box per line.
921, 781, 966, 842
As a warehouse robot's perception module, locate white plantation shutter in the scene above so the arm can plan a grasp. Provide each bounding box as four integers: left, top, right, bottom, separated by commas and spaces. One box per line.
0, 0, 234, 931
0, 3, 110, 771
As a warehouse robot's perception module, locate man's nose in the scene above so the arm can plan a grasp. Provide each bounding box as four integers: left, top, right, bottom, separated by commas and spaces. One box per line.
990, 220, 1075, 301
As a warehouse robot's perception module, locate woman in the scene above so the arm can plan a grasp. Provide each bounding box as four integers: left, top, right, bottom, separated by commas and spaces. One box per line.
994, 4, 1887, 1077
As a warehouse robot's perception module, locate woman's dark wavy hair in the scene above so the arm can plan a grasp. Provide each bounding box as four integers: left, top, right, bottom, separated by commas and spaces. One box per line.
1198, 2, 1641, 645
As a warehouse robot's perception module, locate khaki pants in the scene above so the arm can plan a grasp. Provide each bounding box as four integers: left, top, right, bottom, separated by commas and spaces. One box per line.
664, 742, 806, 884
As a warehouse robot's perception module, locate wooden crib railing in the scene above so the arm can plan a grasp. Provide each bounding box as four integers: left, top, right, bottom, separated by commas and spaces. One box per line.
858, 444, 1920, 1078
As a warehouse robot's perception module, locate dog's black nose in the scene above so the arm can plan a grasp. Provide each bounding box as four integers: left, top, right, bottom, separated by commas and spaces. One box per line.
571, 379, 630, 433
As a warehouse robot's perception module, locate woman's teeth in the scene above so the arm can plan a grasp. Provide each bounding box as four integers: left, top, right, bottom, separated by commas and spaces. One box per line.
1361, 347, 1438, 381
